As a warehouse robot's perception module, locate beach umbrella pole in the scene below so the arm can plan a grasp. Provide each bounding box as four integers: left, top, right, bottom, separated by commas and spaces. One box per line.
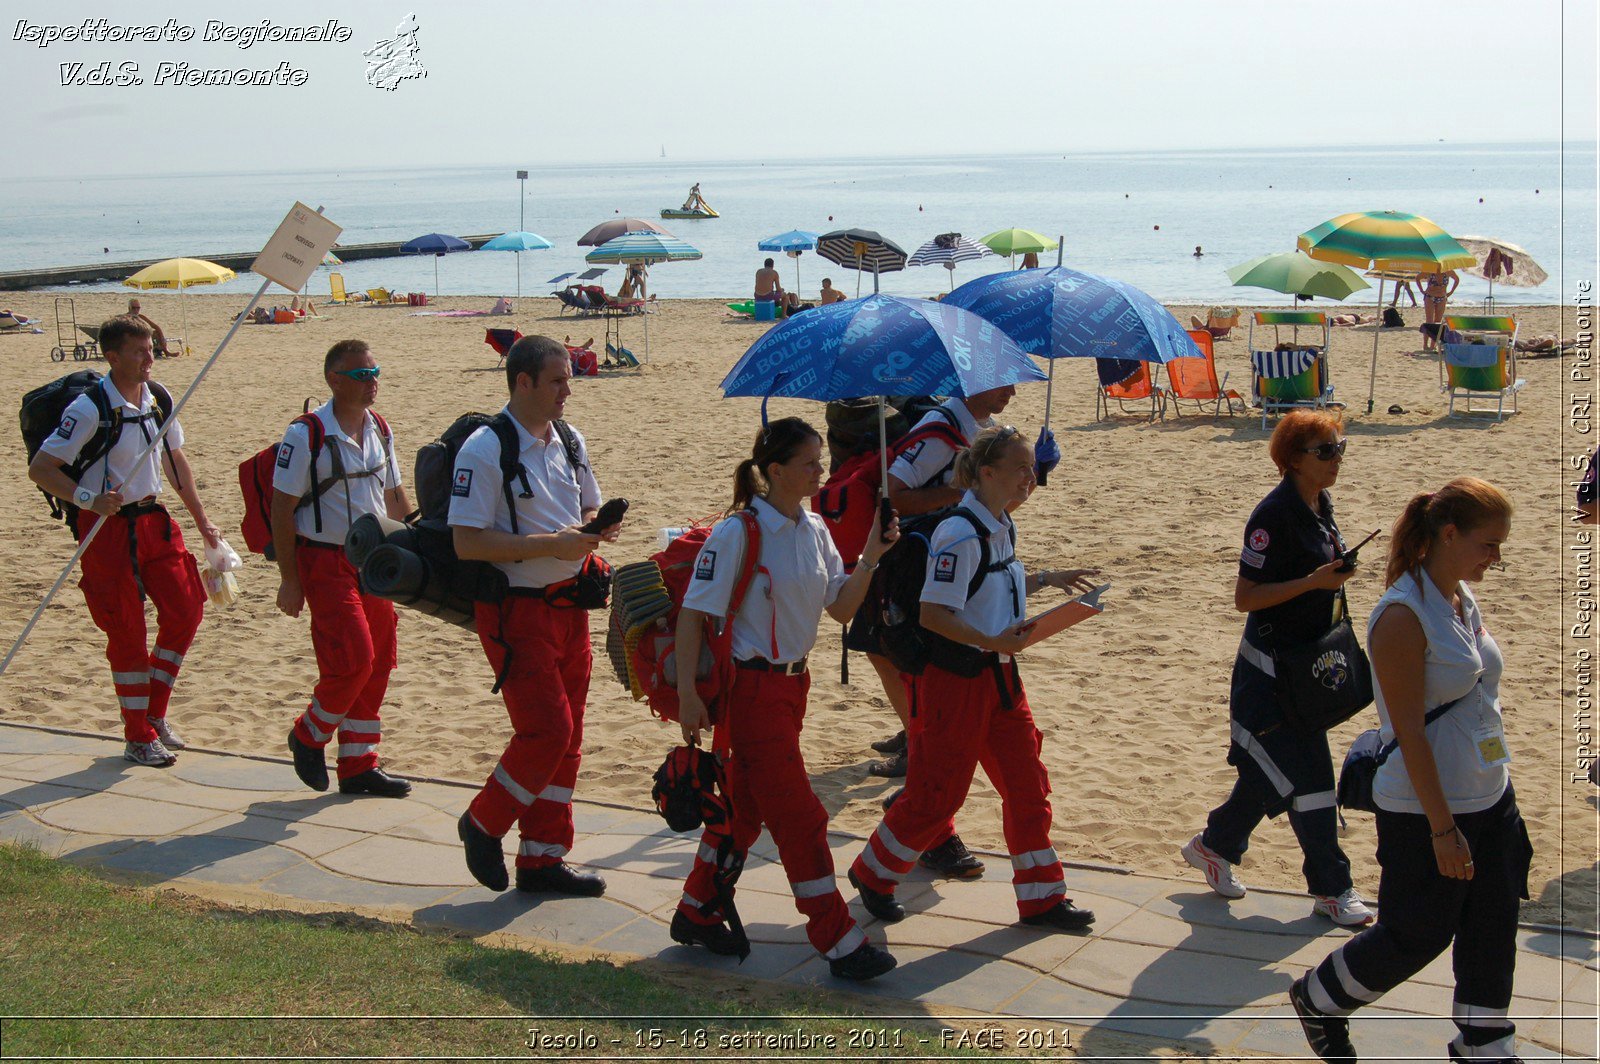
1367, 279, 1385, 414
1, 275, 273, 678
515, 252, 522, 303
433, 257, 441, 299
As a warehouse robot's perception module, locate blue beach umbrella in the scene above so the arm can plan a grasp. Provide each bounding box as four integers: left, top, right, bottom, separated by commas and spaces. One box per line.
400, 232, 472, 297
758, 230, 820, 292
946, 264, 1203, 431
481, 231, 553, 302
722, 294, 1047, 494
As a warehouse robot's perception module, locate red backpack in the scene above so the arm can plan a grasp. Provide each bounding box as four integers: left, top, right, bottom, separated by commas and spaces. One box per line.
810, 409, 966, 568
610, 511, 762, 725
238, 410, 392, 559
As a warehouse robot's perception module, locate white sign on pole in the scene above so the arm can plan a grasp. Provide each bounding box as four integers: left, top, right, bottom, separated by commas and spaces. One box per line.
252, 203, 342, 292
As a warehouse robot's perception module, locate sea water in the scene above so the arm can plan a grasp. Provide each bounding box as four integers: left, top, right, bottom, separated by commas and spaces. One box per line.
5, 142, 1593, 305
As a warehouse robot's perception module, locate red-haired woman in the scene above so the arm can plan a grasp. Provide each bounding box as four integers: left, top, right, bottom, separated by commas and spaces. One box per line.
1292, 479, 1528, 1064
1182, 410, 1375, 928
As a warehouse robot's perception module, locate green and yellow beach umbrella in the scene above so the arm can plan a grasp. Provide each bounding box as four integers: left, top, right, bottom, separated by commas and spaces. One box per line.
979, 228, 1058, 265
1297, 210, 1476, 412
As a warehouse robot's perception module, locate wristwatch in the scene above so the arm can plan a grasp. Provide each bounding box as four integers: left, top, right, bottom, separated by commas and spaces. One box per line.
75, 488, 95, 507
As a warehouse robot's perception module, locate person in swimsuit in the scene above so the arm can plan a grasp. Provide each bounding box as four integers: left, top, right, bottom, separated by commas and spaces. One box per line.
1420, 271, 1459, 351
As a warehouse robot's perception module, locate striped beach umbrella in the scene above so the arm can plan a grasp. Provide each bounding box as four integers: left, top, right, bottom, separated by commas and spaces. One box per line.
585, 232, 702, 361
816, 228, 907, 296
1298, 210, 1476, 412
908, 233, 996, 291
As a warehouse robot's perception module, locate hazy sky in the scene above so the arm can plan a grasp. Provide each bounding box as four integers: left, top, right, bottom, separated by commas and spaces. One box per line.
1, 0, 1595, 181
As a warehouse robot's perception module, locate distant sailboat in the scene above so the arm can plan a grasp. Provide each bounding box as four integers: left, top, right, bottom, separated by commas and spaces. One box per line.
660, 144, 666, 159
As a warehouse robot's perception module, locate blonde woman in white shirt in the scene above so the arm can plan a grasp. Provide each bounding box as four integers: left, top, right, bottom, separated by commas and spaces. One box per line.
1293, 478, 1531, 1064
673, 416, 900, 982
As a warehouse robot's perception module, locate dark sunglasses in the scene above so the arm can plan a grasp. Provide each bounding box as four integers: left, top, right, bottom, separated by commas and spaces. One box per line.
979, 425, 1021, 462
334, 366, 381, 382
1302, 437, 1347, 461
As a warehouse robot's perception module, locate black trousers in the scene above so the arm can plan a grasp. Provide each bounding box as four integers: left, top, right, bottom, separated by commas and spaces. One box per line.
1308, 784, 1531, 1059
1203, 654, 1353, 897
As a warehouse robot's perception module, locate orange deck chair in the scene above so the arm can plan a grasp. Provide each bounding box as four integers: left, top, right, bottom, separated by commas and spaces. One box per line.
1095, 357, 1162, 421
1163, 329, 1246, 417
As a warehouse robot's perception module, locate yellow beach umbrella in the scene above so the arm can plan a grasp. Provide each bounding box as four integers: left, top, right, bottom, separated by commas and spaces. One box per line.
123, 258, 237, 356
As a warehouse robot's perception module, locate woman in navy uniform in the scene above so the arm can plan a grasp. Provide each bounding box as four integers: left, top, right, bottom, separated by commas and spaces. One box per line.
1292, 478, 1529, 1063
1181, 410, 1374, 927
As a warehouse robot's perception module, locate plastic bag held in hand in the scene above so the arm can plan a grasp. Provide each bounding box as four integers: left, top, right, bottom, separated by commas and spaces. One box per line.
1034, 426, 1060, 485
202, 537, 244, 573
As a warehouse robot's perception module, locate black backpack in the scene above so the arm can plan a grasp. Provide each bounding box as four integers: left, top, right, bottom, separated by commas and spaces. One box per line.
20, 371, 177, 536
405, 412, 584, 603
852, 504, 1016, 677
1382, 307, 1406, 328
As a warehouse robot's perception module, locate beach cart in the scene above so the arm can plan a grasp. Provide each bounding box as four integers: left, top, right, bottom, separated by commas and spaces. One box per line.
50, 298, 99, 363
1441, 315, 1523, 420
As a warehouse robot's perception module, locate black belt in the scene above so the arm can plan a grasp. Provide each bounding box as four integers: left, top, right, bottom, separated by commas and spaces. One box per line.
117, 499, 164, 519
735, 656, 807, 676
295, 536, 343, 552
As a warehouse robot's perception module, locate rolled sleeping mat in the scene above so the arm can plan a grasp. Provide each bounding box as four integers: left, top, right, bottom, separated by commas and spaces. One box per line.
359, 543, 480, 632
345, 512, 408, 569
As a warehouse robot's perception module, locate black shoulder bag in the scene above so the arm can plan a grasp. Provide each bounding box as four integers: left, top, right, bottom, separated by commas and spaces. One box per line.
1272, 587, 1374, 731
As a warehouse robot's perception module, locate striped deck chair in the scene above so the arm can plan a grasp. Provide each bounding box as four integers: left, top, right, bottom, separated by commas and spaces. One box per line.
1163, 330, 1246, 417
1095, 357, 1162, 421
1251, 347, 1332, 428
1442, 315, 1523, 420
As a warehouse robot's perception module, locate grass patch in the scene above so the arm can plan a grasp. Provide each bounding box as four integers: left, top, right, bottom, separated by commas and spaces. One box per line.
0, 843, 1023, 1061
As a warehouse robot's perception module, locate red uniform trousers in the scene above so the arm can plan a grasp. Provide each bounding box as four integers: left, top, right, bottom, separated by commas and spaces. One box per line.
895, 668, 956, 849
76, 507, 205, 744
288, 542, 398, 780
468, 595, 590, 869
851, 661, 1065, 918
677, 668, 864, 960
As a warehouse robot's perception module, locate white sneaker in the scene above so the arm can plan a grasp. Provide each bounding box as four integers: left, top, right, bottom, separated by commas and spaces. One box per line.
124, 740, 178, 767
150, 718, 186, 750
1181, 832, 1247, 898
1312, 888, 1376, 927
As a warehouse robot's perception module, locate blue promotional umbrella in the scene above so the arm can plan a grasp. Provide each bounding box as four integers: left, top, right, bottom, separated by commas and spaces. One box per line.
400, 232, 472, 297
945, 264, 1203, 432
722, 294, 1046, 493
758, 230, 820, 292
481, 230, 553, 302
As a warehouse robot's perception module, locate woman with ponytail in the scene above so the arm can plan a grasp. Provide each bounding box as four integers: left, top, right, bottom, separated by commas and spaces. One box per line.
670, 417, 900, 981
1293, 478, 1530, 1064
848, 424, 1102, 934
1182, 409, 1374, 928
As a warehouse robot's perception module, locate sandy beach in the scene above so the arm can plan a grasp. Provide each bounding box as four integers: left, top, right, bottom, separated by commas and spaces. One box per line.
0, 291, 1589, 930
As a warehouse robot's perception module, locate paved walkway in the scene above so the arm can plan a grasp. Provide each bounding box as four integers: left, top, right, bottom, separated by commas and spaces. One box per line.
0, 722, 1592, 1061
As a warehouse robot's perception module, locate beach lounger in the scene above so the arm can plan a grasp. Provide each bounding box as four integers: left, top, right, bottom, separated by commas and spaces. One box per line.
1442, 315, 1523, 420
1251, 347, 1334, 428
557, 287, 601, 316
1095, 358, 1162, 421
329, 272, 352, 305
0, 311, 40, 332
1162, 329, 1245, 417
366, 288, 406, 306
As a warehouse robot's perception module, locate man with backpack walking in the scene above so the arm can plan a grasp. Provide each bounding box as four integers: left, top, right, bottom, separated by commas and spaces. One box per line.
277, 339, 414, 798
27, 315, 219, 768
448, 335, 622, 894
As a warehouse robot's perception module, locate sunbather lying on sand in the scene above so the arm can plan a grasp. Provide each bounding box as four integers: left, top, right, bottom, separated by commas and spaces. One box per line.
1515, 334, 1575, 354
1329, 312, 1377, 327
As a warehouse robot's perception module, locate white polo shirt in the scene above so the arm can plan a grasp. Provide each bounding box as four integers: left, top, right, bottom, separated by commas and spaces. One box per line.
446, 407, 601, 589
38, 377, 184, 502
920, 491, 1025, 641
272, 401, 403, 544
681, 496, 849, 665
887, 398, 985, 490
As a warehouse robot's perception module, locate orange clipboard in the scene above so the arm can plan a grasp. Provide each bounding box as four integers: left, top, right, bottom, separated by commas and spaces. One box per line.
1019, 583, 1109, 649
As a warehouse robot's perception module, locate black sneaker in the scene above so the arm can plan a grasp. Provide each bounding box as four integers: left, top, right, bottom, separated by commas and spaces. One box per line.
848, 867, 905, 923
870, 730, 907, 755
828, 940, 897, 981
515, 861, 606, 897
1447, 1046, 1522, 1063
457, 812, 508, 892
1290, 974, 1357, 1062
918, 834, 985, 879
288, 730, 328, 792
866, 750, 907, 778
669, 910, 745, 956
1020, 898, 1096, 931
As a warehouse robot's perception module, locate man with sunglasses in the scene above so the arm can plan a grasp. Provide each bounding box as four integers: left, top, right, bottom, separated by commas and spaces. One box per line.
277, 340, 414, 798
